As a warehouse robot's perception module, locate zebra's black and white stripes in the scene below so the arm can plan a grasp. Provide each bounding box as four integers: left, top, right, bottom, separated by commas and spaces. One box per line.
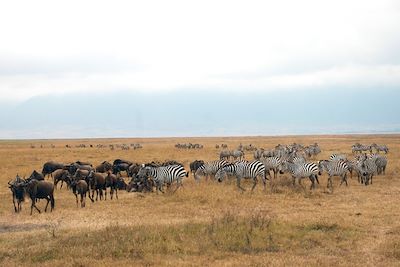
216, 160, 267, 191
139, 165, 188, 193
194, 160, 229, 181
318, 160, 349, 188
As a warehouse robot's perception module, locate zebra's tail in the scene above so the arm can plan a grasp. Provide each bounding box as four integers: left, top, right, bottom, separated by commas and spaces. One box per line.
185, 171, 189, 177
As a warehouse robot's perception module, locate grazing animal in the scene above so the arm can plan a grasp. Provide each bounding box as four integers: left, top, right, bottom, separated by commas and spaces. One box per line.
232, 150, 244, 160
112, 163, 131, 176
216, 160, 267, 192
318, 160, 349, 189
260, 157, 282, 179
189, 160, 204, 176
53, 169, 71, 189
28, 170, 45, 181
23, 180, 55, 215
73, 169, 91, 181
329, 154, 347, 161
279, 161, 320, 190
371, 143, 389, 154
70, 180, 93, 207
194, 160, 229, 181
138, 165, 188, 193
95, 161, 113, 173
219, 150, 231, 161
42, 161, 64, 178
8, 175, 25, 213
87, 171, 106, 201
104, 172, 118, 200
127, 163, 141, 178
65, 163, 94, 175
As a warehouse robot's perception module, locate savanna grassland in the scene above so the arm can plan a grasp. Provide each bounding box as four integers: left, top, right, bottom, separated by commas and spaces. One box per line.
0, 135, 399, 267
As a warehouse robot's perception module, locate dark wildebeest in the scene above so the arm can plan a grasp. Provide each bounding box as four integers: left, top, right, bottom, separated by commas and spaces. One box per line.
127, 163, 141, 178
29, 170, 45, 181
161, 160, 183, 166
65, 163, 94, 175
42, 161, 64, 178
53, 169, 71, 189
113, 159, 133, 166
87, 171, 106, 201
8, 175, 25, 213
105, 172, 118, 200
22, 179, 55, 215
73, 169, 91, 182
95, 161, 113, 173
116, 176, 127, 190
190, 160, 204, 176
112, 163, 131, 177
75, 161, 92, 166
70, 179, 93, 207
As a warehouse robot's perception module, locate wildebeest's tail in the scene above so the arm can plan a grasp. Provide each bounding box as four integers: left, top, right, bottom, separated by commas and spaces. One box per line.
50, 195, 55, 211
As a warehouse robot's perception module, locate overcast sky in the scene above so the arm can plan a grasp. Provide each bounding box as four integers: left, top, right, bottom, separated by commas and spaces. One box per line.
0, 1, 399, 138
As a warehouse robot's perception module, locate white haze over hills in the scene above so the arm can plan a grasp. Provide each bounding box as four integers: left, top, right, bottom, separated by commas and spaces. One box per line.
0, 0, 399, 138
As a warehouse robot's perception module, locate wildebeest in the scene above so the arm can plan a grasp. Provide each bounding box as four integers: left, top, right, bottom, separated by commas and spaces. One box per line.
75, 161, 92, 166
53, 169, 71, 189
65, 162, 94, 175
190, 160, 204, 175
105, 172, 118, 200
70, 179, 93, 207
127, 163, 141, 178
95, 161, 113, 173
73, 169, 91, 181
42, 161, 65, 178
22, 179, 55, 215
8, 175, 25, 213
112, 162, 131, 177
29, 170, 45, 181
87, 171, 106, 201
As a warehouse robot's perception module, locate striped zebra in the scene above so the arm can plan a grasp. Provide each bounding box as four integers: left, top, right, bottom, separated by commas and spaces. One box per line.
318, 160, 349, 189
329, 154, 347, 161
279, 161, 320, 189
216, 160, 267, 191
360, 158, 378, 185
139, 165, 188, 193
260, 156, 282, 179
371, 143, 389, 154
352, 144, 372, 154
194, 160, 229, 181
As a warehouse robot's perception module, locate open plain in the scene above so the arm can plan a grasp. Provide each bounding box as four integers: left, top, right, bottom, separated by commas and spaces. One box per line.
0, 135, 399, 266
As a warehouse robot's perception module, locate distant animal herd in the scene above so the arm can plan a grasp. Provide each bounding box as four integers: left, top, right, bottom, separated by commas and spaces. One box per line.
8, 141, 388, 215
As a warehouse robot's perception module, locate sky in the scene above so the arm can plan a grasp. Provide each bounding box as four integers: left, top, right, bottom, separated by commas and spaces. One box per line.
0, 0, 399, 138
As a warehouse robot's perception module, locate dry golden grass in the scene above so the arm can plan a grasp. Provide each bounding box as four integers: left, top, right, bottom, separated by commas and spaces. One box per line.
0, 135, 399, 266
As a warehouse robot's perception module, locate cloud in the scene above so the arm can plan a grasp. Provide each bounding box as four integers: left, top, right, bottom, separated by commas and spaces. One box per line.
0, 0, 399, 102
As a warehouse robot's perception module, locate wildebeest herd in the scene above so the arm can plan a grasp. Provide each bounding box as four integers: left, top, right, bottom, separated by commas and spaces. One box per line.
8, 142, 389, 214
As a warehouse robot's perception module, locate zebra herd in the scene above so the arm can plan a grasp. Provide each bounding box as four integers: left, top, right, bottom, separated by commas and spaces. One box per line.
192, 142, 389, 191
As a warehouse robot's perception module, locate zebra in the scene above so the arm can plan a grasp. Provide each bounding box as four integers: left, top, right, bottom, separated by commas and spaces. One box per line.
318, 160, 349, 189
260, 156, 282, 179
371, 143, 389, 154
360, 158, 378, 185
352, 144, 372, 154
368, 154, 387, 175
232, 150, 244, 160
329, 154, 347, 161
194, 160, 229, 181
138, 165, 188, 193
279, 161, 320, 189
219, 150, 231, 161
216, 160, 267, 192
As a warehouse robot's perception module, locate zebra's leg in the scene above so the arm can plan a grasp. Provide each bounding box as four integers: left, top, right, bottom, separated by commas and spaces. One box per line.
236, 176, 246, 191
251, 177, 258, 192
